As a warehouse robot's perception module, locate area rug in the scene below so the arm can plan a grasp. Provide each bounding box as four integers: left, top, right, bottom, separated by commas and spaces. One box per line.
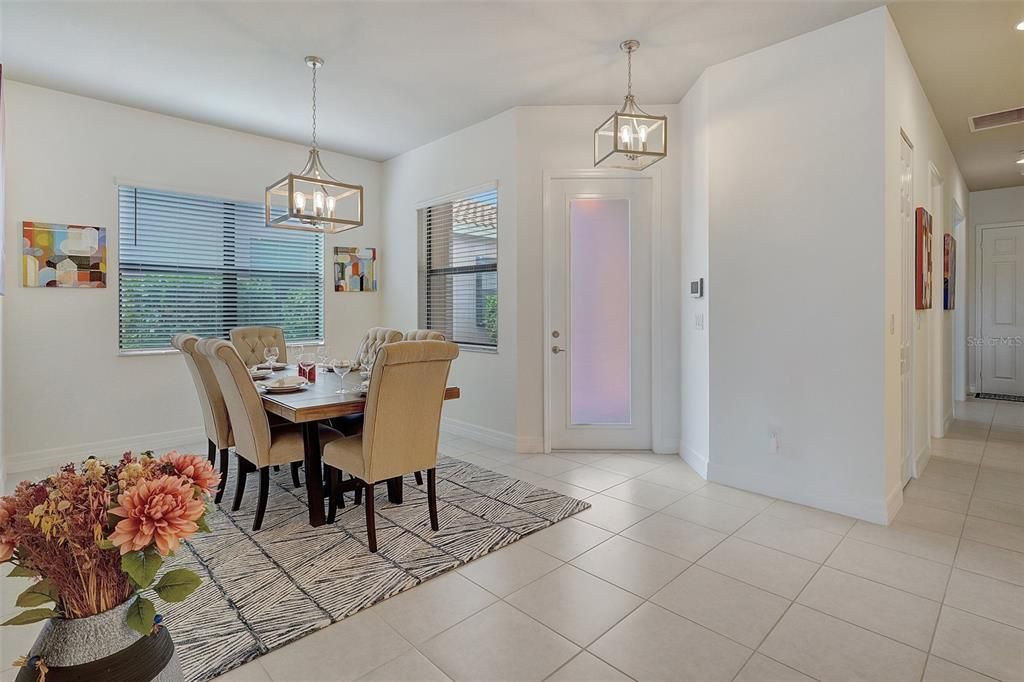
161, 455, 591, 681
975, 392, 1024, 403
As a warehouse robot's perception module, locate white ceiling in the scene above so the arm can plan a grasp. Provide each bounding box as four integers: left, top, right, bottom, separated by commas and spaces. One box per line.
1, 0, 879, 161
889, 2, 1024, 191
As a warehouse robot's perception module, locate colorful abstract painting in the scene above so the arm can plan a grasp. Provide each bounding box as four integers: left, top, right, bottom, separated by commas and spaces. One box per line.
944, 233, 956, 310
22, 222, 107, 288
334, 247, 377, 292
915, 207, 932, 310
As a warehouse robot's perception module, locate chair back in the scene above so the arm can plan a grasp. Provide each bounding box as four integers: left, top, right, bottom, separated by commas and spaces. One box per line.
171, 333, 232, 448
230, 326, 288, 366
403, 329, 446, 341
198, 338, 272, 467
353, 327, 403, 369
361, 340, 459, 483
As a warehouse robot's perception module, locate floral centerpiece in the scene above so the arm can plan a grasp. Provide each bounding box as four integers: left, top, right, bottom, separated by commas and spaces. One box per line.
0, 451, 218, 659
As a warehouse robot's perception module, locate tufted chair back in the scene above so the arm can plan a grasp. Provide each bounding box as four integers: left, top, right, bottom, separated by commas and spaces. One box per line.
229, 326, 288, 366
353, 327, 402, 369
403, 329, 446, 341
171, 333, 232, 448
198, 338, 273, 467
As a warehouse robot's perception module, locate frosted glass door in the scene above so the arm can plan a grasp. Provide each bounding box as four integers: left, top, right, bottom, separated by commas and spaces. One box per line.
569, 198, 631, 424
546, 176, 652, 451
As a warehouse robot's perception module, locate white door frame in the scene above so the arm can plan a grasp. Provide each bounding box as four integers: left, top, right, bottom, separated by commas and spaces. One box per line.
974, 220, 1024, 392
929, 164, 944, 438
899, 129, 916, 483
541, 168, 662, 453
952, 200, 967, 402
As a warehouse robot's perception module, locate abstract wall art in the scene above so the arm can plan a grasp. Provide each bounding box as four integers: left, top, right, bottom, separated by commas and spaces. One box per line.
915, 207, 932, 310
22, 222, 107, 288
944, 233, 956, 310
334, 247, 377, 292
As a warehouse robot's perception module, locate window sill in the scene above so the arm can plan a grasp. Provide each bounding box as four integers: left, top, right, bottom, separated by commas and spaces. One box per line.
458, 344, 498, 355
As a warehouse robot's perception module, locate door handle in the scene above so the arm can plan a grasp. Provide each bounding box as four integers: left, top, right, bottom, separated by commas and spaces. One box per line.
552, 345, 566, 354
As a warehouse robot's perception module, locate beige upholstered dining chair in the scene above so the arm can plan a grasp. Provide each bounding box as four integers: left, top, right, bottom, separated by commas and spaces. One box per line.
230, 326, 288, 367
353, 327, 402, 369
403, 329, 446, 341
171, 333, 232, 504
322, 340, 459, 552
198, 338, 344, 531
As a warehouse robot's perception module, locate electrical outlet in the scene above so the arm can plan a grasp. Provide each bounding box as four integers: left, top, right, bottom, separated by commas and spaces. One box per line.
768, 431, 780, 454
695, 313, 704, 330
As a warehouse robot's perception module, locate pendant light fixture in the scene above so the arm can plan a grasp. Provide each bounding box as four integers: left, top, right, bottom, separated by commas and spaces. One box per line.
594, 40, 667, 171
265, 56, 364, 233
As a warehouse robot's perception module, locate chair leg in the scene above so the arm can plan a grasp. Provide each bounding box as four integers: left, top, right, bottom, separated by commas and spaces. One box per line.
327, 467, 339, 523
215, 448, 229, 504
273, 465, 280, 472
232, 455, 249, 511
414, 471, 423, 486
355, 478, 363, 505
291, 461, 302, 488
253, 468, 270, 531
427, 468, 439, 532
364, 482, 377, 552
207, 439, 217, 465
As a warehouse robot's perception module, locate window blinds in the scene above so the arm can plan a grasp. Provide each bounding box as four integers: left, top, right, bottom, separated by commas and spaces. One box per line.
418, 187, 498, 349
118, 186, 324, 352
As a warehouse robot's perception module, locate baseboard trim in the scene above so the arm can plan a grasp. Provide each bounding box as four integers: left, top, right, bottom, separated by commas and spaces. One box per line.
710, 459, 890, 524
885, 483, 904, 524
914, 445, 932, 480
943, 411, 954, 435
680, 442, 709, 479
7, 426, 207, 474
441, 417, 517, 452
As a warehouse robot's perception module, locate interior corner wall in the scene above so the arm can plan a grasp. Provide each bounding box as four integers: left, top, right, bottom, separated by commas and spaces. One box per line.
967, 186, 1024, 393
380, 109, 520, 446
883, 6, 970, 512
678, 74, 710, 476
704, 8, 889, 522
3, 82, 383, 472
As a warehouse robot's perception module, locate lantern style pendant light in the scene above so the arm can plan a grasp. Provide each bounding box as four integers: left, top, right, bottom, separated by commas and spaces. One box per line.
594, 40, 667, 171
265, 56, 364, 233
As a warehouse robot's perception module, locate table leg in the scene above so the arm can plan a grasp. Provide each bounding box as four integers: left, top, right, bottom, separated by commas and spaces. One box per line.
386, 476, 404, 504
302, 422, 325, 527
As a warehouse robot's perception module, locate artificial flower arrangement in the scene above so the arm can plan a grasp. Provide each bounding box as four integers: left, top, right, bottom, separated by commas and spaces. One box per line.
0, 451, 219, 636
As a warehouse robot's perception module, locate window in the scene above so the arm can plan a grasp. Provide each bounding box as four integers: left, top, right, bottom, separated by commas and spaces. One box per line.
118, 186, 324, 353
418, 187, 498, 349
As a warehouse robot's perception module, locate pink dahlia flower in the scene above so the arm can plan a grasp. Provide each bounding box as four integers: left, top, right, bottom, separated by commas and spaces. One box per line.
108, 475, 205, 555
162, 452, 220, 495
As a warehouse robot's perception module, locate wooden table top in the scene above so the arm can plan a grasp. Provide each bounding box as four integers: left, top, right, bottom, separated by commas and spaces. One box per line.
260, 366, 460, 423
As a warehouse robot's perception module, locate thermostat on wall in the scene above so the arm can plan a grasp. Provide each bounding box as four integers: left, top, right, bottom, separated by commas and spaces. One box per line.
690, 278, 704, 298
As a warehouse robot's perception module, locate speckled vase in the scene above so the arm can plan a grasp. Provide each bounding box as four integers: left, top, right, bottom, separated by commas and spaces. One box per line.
26, 599, 184, 681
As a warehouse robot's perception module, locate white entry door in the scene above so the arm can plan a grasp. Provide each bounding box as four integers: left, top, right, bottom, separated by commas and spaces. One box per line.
546, 176, 652, 450
899, 132, 915, 484
980, 224, 1024, 395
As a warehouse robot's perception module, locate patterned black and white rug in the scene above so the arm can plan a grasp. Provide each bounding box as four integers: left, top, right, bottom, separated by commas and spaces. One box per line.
162, 455, 590, 681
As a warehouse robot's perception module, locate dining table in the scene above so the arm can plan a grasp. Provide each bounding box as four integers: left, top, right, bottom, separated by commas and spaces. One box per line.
259, 365, 461, 527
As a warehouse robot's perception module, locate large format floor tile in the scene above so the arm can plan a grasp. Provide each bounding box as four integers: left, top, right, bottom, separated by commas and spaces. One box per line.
372, 572, 496, 644
521, 517, 613, 561
589, 603, 752, 681
826, 536, 952, 600
734, 512, 843, 562
954, 539, 1024, 587
661, 493, 758, 533
620, 512, 727, 561
930, 606, 1024, 682
943, 568, 1024, 630
573, 494, 654, 532
734, 653, 814, 682
571, 535, 689, 597
697, 537, 818, 599
456, 541, 562, 597
760, 604, 927, 681
545, 652, 632, 682
419, 602, 578, 682
847, 519, 959, 564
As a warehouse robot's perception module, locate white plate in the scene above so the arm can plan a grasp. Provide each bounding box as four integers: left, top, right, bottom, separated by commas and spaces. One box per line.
249, 369, 273, 380
261, 384, 309, 394
255, 362, 288, 370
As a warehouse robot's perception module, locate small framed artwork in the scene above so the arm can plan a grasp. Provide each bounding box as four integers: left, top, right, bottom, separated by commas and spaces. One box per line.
944, 233, 956, 310
22, 222, 107, 288
334, 247, 377, 292
915, 207, 932, 310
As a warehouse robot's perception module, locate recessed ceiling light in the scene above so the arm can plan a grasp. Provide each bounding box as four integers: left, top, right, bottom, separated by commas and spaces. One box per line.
1017, 19, 1024, 30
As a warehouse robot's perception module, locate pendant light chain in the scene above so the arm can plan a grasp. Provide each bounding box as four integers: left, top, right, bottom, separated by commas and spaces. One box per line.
626, 47, 633, 98
310, 63, 318, 152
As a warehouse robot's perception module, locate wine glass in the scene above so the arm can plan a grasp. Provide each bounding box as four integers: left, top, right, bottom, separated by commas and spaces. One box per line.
316, 347, 330, 370
263, 346, 279, 368
297, 352, 316, 382
331, 358, 349, 393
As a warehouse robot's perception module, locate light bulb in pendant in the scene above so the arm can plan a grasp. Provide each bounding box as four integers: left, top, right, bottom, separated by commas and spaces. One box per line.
313, 191, 325, 217
294, 191, 306, 215
619, 125, 633, 149
325, 195, 337, 218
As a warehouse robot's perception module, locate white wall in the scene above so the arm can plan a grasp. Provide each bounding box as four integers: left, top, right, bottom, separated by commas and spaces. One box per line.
883, 8, 969, 508
380, 110, 519, 444
703, 9, 889, 522
678, 74, 710, 475
967, 186, 1024, 391
3, 82, 382, 471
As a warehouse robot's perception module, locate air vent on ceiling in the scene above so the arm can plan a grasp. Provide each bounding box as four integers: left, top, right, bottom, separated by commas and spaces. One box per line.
970, 106, 1024, 132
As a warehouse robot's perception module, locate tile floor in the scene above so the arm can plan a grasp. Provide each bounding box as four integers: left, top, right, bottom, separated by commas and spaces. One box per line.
3, 399, 1023, 681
